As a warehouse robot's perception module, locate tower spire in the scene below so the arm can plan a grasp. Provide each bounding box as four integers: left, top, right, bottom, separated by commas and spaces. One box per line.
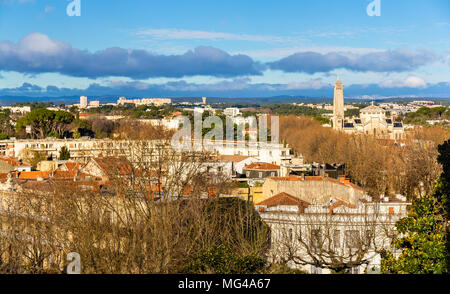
333, 76, 344, 131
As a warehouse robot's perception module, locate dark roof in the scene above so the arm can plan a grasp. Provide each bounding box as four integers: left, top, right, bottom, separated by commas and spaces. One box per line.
385, 119, 392, 124
393, 122, 403, 128
344, 123, 354, 128
354, 119, 362, 124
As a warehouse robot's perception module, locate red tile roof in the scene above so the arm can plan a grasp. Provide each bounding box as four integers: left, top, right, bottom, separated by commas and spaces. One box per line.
0, 157, 30, 167
92, 156, 133, 176
17, 171, 50, 180
245, 162, 280, 171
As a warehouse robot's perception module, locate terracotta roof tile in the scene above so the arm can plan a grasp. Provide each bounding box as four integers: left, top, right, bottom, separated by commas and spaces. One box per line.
245, 162, 280, 170
18, 171, 50, 180
217, 155, 250, 162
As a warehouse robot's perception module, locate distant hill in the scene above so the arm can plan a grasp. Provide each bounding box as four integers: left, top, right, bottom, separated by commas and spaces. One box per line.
0, 95, 449, 106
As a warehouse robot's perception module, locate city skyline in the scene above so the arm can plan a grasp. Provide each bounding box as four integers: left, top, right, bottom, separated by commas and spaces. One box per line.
0, 0, 450, 98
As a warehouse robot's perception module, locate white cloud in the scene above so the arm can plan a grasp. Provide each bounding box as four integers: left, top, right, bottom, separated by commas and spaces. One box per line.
380, 76, 427, 88
285, 78, 329, 90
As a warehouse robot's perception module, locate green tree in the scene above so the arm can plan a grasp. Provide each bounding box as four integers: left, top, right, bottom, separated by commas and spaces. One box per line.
184, 244, 266, 274
59, 146, 71, 160
15, 108, 74, 139
16, 108, 55, 139
381, 139, 449, 274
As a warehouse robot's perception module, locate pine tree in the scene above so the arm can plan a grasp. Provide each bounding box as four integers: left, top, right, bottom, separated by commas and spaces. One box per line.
59, 146, 71, 160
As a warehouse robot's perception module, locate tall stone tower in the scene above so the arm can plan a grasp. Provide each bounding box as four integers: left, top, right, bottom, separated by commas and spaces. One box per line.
333, 77, 344, 130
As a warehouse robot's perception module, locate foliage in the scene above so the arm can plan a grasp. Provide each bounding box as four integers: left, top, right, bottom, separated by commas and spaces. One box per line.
313, 116, 330, 124
47, 131, 60, 139
15, 108, 74, 139
59, 146, 71, 160
0, 133, 10, 140
404, 106, 449, 125
381, 139, 449, 274
239, 181, 250, 188
184, 244, 266, 274
20, 148, 48, 170
268, 104, 331, 117
345, 108, 360, 118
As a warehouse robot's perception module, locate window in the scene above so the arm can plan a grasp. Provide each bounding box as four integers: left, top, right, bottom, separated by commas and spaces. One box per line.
258, 172, 263, 178
365, 230, 374, 248
271, 172, 276, 177
310, 229, 322, 252
311, 265, 322, 274
345, 230, 360, 249
288, 228, 293, 242
246, 171, 250, 178
333, 230, 341, 248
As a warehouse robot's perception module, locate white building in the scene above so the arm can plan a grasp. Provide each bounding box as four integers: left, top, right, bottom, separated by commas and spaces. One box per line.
80, 96, 88, 108
0, 106, 31, 115
224, 108, 240, 117
89, 100, 100, 107
117, 97, 172, 106
0, 137, 292, 166
256, 192, 410, 274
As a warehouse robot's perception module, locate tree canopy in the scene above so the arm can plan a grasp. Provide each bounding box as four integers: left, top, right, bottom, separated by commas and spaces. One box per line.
381, 139, 449, 274
16, 108, 74, 139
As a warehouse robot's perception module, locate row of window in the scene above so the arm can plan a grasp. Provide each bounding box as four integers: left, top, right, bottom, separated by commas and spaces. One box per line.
283, 228, 374, 249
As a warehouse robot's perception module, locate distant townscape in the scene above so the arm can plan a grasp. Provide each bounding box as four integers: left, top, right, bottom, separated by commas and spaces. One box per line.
0, 79, 448, 274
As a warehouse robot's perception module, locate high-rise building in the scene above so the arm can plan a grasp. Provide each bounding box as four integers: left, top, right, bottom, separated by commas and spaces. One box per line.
202, 97, 207, 105
332, 77, 344, 130
80, 96, 88, 108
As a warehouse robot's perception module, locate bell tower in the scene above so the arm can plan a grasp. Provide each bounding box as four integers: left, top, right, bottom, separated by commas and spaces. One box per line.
333, 77, 344, 130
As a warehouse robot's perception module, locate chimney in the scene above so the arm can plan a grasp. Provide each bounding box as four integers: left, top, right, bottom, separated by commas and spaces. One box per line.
301, 173, 305, 181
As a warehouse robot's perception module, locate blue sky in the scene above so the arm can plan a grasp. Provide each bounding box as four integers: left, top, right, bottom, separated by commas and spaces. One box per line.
0, 0, 449, 98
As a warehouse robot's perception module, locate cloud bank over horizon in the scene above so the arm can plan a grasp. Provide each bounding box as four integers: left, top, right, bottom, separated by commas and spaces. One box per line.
0, 33, 449, 98
0, 33, 264, 79
2, 78, 450, 99
0, 33, 442, 79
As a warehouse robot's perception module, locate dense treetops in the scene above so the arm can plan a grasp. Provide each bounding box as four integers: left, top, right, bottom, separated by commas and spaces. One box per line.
381, 139, 449, 274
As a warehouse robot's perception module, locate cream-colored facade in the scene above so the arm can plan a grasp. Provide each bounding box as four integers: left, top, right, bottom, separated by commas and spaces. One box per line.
332, 78, 405, 140
257, 196, 410, 274
333, 77, 345, 131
